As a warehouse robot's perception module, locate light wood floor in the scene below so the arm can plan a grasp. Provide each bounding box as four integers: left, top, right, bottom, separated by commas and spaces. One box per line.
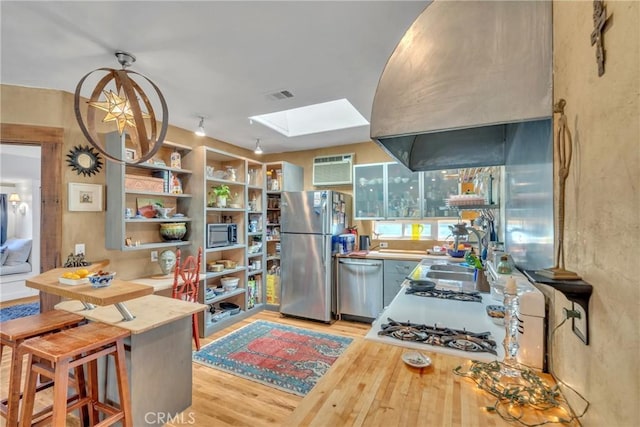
0, 297, 370, 426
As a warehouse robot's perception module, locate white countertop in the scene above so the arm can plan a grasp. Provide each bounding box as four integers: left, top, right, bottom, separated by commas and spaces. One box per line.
365, 283, 507, 363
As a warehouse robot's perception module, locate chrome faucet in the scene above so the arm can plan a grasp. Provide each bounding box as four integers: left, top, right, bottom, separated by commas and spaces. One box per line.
466, 227, 486, 260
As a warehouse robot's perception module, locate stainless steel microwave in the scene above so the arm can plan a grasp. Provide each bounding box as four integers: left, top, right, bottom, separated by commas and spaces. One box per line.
207, 223, 238, 248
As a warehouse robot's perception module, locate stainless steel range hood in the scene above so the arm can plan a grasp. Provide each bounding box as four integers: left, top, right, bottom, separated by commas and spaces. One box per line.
370, 0, 552, 171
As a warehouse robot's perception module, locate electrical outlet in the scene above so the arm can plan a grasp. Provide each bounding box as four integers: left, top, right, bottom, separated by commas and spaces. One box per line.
151, 251, 158, 262
571, 302, 589, 345
74, 243, 85, 255
379, 242, 389, 248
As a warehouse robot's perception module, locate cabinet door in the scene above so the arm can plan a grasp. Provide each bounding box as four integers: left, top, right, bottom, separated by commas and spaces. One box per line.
353, 164, 385, 219
386, 163, 421, 219
422, 170, 459, 218
383, 260, 418, 306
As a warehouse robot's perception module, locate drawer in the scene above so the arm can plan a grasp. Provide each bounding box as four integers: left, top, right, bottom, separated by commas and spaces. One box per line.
384, 260, 418, 276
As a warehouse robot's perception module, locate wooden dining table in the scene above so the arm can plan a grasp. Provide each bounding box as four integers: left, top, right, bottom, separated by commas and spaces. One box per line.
26, 266, 154, 321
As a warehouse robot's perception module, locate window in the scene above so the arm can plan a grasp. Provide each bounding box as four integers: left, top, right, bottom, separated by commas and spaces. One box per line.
373, 219, 460, 241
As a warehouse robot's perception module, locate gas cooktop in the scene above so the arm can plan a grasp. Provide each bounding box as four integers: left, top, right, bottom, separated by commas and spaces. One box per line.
405, 287, 483, 303
378, 318, 497, 355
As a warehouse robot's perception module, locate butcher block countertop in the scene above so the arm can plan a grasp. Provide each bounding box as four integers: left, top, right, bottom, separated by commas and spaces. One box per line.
26, 266, 153, 306
287, 338, 576, 426
55, 295, 206, 334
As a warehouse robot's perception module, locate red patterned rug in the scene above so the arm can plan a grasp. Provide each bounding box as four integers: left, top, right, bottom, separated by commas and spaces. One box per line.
192, 320, 353, 396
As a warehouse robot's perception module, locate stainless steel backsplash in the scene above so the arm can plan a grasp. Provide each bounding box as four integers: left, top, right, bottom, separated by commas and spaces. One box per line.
504, 119, 554, 270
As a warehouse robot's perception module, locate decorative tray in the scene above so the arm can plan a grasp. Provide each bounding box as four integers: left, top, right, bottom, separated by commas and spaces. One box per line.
402, 351, 431, 368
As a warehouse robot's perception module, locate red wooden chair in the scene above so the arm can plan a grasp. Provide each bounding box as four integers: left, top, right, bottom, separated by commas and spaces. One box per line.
172, 248, 202, 351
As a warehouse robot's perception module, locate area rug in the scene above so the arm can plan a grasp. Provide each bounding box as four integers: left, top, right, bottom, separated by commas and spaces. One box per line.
0, 302, 40, 322
192, 320, 353, 396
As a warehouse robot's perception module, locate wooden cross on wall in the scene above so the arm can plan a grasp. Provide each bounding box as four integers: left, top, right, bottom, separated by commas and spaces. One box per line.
590, 0, 611, 76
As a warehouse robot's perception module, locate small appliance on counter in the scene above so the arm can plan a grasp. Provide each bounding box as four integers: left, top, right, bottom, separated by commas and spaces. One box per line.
332, 233, 356, 255
359, 235, 370, 252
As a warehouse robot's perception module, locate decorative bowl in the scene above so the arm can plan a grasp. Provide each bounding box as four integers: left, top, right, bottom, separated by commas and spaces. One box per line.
486, 305, 505, 325
155, 206, 174, 219
88, 272, 115, 288
220, 277, 240, 290
213, 287, 226, 296
447, 249, 467, 258
159, 222, 186, 241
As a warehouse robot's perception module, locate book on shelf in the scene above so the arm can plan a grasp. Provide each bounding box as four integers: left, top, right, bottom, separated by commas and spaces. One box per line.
152, 170, 170, 193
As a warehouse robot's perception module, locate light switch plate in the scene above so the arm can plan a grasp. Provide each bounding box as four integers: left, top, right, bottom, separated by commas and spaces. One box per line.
151, 251, 158, 262
74, 243, 85, 255
571, 302, 589, 345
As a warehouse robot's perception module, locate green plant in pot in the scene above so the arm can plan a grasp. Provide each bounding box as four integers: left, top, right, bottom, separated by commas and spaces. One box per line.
213, 184, 231, 207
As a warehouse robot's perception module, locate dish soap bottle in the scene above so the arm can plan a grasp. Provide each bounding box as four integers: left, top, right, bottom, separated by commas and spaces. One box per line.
497, 254, 512, 274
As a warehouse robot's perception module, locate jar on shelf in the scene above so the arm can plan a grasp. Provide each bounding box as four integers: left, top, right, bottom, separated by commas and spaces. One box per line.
497, 255, 512, 275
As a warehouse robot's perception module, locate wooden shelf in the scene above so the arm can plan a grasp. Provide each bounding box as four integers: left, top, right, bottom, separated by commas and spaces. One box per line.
120, 241, 191, 251
125, 217, 192, 223
205, 244, 246, 253
203, 287, 245, 305
203, 266, 246, 280
124, 190, 192, 198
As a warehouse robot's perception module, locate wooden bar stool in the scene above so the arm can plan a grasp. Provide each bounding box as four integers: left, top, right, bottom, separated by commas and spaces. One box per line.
0, 310, 85, 427
19, 322, 132, 427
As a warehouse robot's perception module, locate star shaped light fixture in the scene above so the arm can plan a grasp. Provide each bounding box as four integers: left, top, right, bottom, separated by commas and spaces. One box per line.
74, 51, 168, 164
88, 88, 149, 134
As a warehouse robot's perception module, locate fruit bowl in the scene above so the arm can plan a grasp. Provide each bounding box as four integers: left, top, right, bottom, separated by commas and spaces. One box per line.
88, 272, 116, 288
447, 249, 467, 258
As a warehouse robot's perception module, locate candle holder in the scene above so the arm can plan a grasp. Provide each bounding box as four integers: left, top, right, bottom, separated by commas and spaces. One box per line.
501, 278, 521, 377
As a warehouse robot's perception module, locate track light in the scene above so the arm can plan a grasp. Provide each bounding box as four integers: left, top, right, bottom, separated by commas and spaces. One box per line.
254, 138, 263, 154
195, 117, 206, 136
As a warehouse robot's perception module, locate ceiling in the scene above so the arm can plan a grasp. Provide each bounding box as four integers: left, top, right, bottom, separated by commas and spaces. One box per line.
0, 1, 428, 154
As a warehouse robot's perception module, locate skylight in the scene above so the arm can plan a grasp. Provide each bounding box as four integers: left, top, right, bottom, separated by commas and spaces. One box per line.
249, 98, 369, 137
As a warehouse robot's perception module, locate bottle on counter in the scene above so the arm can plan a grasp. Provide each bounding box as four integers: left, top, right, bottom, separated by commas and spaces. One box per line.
497, 254, 512, 275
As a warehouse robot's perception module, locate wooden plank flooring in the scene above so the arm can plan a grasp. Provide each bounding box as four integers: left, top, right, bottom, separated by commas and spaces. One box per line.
0, 298, 369, 426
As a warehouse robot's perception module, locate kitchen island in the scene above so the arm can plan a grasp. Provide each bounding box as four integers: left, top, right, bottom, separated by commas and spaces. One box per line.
287, 336, 575, 426
56, 295, 207, 426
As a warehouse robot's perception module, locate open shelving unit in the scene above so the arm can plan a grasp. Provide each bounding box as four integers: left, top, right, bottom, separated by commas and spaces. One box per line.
264, 162, 303, 311
187, 148, 275, 337
105, 132, 194, 251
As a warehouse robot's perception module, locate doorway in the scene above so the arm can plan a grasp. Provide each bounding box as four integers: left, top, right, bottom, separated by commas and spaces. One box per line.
0, 123, 63, 276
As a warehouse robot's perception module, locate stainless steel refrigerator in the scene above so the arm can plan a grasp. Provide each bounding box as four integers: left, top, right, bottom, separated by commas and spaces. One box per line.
280, 190, 351, 322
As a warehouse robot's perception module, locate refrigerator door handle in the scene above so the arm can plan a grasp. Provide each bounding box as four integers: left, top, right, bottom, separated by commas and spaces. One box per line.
321, 199, 327, 266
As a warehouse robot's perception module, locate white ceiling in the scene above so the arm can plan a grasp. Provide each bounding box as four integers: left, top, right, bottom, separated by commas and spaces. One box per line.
0, 1, 428, 154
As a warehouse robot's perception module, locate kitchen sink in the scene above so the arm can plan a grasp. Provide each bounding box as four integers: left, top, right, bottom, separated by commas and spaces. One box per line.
425, 271, 475, 282
429, 264, 474, 273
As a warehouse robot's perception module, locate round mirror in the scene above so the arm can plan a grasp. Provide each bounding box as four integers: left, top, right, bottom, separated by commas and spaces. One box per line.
66, 145, 103, 177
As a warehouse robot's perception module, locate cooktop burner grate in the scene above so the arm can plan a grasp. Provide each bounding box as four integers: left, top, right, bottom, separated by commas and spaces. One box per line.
378, 318, 497, 355
405, 287, 482, 303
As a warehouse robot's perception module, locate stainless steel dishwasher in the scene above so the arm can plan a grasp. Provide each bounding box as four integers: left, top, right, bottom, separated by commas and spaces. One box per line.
337, 258, 383, 321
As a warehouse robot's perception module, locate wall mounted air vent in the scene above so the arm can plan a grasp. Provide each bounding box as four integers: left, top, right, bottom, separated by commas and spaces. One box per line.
312, 154, 354, 186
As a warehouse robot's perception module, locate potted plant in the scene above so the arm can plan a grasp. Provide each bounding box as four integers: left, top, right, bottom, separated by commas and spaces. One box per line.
213, 184, 231, 207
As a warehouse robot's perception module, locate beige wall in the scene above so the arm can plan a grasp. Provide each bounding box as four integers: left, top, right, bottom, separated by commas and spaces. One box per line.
1, 84, 257, 280
551, 2, 639, 425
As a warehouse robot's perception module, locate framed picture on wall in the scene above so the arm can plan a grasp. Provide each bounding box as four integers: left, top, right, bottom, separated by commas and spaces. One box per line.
125, 148, 136, 161
68, 183, 103, 212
